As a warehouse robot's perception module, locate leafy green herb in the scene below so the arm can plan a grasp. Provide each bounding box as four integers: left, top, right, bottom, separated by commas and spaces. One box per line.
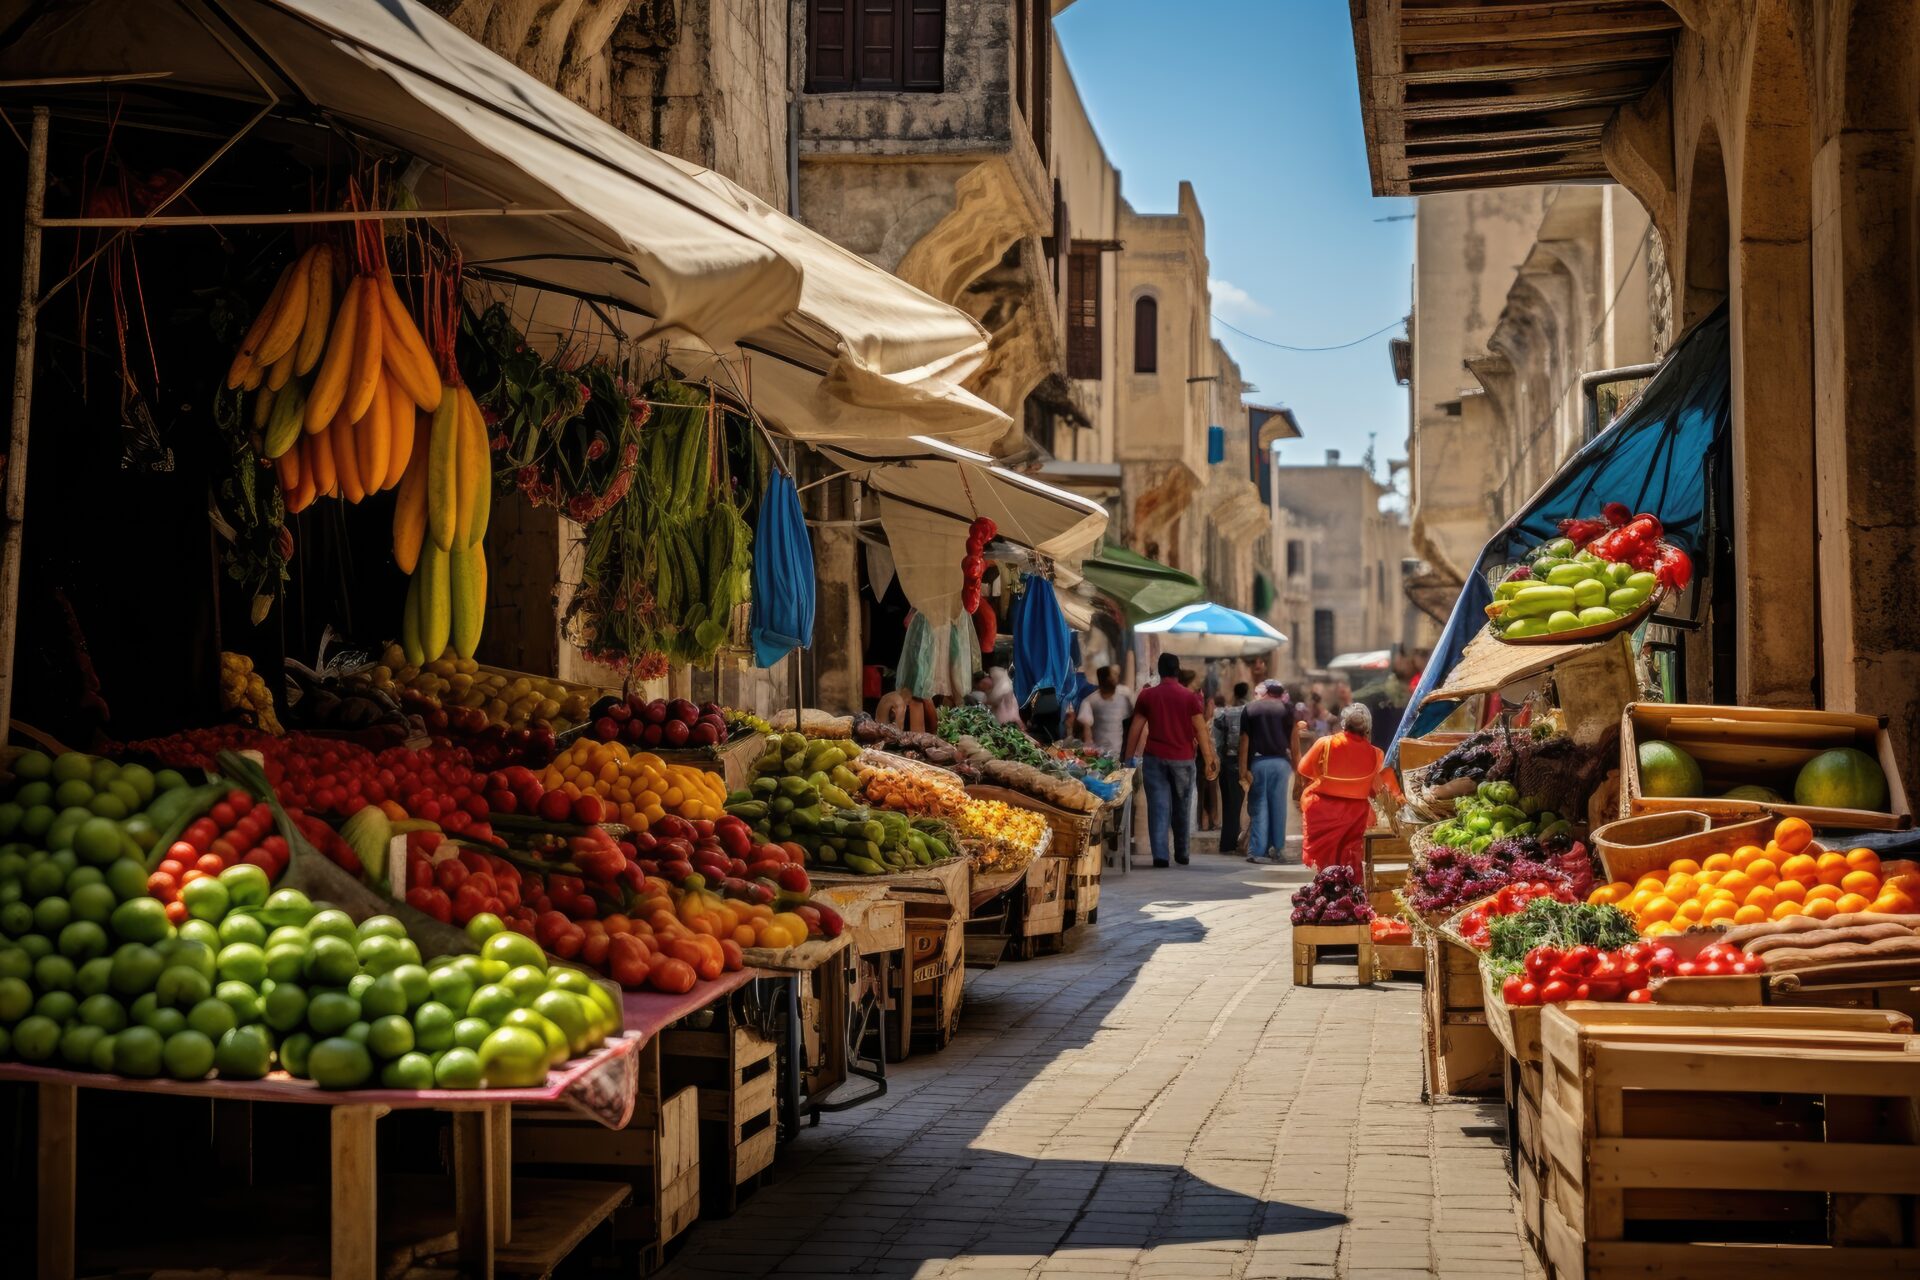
1487, 899, 1638, 966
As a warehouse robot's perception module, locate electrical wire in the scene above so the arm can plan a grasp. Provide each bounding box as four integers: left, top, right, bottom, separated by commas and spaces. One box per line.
1211, 315, 1403, 352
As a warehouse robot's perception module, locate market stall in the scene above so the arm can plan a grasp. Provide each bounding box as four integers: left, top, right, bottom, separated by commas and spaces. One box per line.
0, 1, 1043, 1272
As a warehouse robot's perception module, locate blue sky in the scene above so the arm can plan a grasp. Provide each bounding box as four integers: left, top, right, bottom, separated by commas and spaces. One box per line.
1055, 0, 1414, 478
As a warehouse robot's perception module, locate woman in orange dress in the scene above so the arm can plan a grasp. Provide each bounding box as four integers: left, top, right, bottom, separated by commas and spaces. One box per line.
1297, 703, 1403, 875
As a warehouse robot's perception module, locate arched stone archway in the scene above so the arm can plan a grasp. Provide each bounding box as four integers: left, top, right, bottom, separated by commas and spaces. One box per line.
1680, 123, 1730, 329
1729, 0, 1819, 707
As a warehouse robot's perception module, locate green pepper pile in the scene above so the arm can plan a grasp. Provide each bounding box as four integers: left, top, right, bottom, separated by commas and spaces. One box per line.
1427, 780, 1574, 854
723, 733, 957, 875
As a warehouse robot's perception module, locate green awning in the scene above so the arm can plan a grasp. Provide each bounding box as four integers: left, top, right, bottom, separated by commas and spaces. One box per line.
1082, 543, 1208, 625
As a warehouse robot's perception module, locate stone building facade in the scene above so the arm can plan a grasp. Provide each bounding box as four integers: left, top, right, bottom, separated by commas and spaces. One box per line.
1349, 0, 1920, 775
1406, 186, 1657, 611
1269, 459, 1411, 677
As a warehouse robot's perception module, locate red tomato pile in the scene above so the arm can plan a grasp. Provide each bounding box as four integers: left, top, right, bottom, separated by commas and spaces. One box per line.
1458, 880, 1575, 948
482, 764, 605, 826
146, 788, 287, 922
400, 814, 843, 995
1499, 938, 1763, 1007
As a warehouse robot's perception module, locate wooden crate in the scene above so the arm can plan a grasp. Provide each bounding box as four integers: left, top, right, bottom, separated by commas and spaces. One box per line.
1293, 924, 1374, 987
1534, 1002, 1920, 1278
1398, 733, 1468, 775
1066, 839, 1102, 927
887, 906, 965, 1060
1423, 932, 1503, 1097
1620, 702, 1912, 830
1372, 939, 1425, 979
1020, 855, 1068, 938
796, 946, 852, 1103
660, 1019, 778, 1217
510, 1045, 700, 1268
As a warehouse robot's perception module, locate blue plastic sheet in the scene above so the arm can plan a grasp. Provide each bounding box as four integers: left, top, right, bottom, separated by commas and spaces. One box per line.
1392, 304, 1732, 755
1012, 574, 1075, 707
750, 471, 816, 668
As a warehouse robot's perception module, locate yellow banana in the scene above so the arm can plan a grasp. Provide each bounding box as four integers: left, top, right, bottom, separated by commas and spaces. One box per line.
254, 245, 311, 367
227, 259, 293, 389
274, 443, 301, 503
449, 540, 485, 659
383, 374, 415, 490
401, 569, 425, 667
251, 384, 274, 430
392, 446, 428, 574
306, 276, 359, 432
462, 388, 492, 547
334, 403, 366, 503
344, 273, 384, 424
305, 429, 336, 500
376, 271, 443, 410
426, 387, 458, 552
293, 243, 334, 375
418, 542, 452, 662
265, 345, 295, 393
357, 373, 390, 492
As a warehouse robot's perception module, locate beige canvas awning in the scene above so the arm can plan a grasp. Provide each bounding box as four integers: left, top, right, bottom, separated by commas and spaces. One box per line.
815, 438, 1107, 626
1, 0, 1008, 447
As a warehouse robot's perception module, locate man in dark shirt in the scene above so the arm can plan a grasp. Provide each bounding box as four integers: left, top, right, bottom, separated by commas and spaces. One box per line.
1124, 653, 1218, 867
1238, 681, 1297, 863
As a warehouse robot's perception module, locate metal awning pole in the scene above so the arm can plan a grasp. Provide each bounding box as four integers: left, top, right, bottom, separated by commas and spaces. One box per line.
0, 106, 49, 748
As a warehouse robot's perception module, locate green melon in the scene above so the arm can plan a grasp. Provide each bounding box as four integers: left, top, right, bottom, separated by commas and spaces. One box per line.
1637, 739, 1704, 798
1722, 784, 1786, 804
1793, 748, 1888, 812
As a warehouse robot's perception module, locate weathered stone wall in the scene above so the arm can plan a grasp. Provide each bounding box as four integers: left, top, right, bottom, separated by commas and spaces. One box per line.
1608, 0, 1920, 773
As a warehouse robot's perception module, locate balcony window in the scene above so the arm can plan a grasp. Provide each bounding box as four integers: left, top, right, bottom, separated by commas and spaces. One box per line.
808, 0, 945, 93
1133, 295, 1158, 374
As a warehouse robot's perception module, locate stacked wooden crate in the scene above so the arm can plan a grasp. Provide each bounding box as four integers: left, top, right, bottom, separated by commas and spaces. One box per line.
1528, 1002, 1919, 1279
509, 1040, 700, 1267
660, 997, 780, 1216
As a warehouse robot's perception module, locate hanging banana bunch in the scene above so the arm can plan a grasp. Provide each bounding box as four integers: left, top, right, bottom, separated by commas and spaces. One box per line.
395, 252, 491, 666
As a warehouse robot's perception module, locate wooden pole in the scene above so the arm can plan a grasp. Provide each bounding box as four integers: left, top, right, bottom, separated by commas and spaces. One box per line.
0, 105, 48, 750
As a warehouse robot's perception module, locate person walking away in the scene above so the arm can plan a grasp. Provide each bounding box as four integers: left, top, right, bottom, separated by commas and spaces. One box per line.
1124, 654, 1218, 867
1198, 691, 1225, 832
1239, 681, 1295, 863
1296, 703, 1402, 876
1075, 665, 1134, 760
1213, 683, 1250, 854
986, 667, 1021, 725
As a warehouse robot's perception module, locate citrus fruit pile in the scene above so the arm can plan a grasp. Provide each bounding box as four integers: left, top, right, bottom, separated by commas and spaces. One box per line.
1589, 817, 1918, 935
538, 739, 731, 830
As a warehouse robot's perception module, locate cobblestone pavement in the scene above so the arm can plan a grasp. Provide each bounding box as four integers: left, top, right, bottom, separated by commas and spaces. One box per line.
662, 853, 1532, 1280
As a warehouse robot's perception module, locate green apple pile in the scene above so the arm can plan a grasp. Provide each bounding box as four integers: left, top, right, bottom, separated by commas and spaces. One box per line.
1489, 542, 1658, 640
0, 758, 621, 1090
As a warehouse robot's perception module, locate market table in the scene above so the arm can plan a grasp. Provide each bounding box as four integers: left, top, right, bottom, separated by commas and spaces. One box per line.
10, 1031, 647, 1280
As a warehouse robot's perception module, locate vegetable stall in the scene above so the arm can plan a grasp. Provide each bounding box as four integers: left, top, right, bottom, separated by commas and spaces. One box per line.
0, 0, 1089, 1275
1335, 304, 1920, 1277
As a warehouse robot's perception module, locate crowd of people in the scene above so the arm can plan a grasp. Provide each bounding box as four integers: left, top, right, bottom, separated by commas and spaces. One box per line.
866, 645, 1422, 875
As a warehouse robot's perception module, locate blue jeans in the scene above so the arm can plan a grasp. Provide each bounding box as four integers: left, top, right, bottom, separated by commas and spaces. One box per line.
1246, 756, 1293, 860
1142, 755, 1197, 865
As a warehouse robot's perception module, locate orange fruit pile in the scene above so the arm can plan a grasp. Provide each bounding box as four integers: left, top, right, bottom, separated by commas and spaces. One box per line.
1588, 817, 1917, 936
539, 740, 730, 830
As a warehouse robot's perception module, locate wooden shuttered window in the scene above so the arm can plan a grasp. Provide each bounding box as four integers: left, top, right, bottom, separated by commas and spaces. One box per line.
808, 0, 943, 92
1068, 249, 1101, 380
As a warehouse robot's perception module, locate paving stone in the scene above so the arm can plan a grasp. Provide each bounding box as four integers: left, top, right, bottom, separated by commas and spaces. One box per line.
660, 856, 1529, 1280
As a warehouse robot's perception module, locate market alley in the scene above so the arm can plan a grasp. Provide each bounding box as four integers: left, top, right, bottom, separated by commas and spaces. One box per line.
661, 857, 1530, 1280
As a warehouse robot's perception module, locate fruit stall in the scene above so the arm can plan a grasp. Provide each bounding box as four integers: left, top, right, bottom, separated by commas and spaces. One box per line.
1352, 434, 1920, 1273
0, 2, 1107, 1276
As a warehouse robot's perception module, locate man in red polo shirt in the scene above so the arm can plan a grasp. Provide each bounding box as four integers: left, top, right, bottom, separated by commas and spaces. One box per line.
1124, 653, 1219, 867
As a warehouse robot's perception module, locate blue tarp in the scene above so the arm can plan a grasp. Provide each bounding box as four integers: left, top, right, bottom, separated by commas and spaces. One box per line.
1012, 573, 1075, 707
750, 471, 816, 668
1392, 305, 1732, 755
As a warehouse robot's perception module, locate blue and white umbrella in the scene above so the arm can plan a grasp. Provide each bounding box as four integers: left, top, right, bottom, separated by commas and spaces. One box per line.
1136, 602, 1288, 658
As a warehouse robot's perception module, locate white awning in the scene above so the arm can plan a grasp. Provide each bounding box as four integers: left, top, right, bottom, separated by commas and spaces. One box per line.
814, 437, 1108, 626
1, 0, 1008, 447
